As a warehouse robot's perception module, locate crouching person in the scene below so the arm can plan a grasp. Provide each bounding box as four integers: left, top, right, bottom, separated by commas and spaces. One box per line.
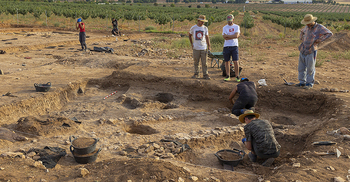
239, 110, 281, 167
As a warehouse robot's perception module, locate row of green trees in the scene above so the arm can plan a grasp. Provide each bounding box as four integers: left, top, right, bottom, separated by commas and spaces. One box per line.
260, 10, 350, 22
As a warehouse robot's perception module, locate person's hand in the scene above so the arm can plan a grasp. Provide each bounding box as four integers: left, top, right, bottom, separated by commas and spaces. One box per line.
242, 138, 246, 144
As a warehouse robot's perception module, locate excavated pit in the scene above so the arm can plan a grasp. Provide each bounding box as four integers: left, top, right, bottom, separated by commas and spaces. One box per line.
0, 71, 342, 175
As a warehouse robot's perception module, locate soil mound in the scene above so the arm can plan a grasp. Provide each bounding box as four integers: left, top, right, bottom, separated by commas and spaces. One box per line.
83, 158, 193, 182
14, 116, 80, 136
0, 127, 27, 142
319, 32, 350, 51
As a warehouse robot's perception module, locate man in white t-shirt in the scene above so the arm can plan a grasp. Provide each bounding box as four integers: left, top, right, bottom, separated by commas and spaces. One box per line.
222, 14, 241, 82
189, 15, 211, 80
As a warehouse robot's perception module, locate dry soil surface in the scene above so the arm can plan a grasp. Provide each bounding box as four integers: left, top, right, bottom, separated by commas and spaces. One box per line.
0, 23, 350, 182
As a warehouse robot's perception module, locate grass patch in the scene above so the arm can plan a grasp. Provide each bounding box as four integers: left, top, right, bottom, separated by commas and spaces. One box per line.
331, 52, 341, 60
287, 51, 299, 57
317, 51, 328, 59
210, 34, 224, 52
341, 50, 350, 60
171, 38, 190, 49
54, 22, 60, 27
315, 60, 325, 67
240, 38, 251, 49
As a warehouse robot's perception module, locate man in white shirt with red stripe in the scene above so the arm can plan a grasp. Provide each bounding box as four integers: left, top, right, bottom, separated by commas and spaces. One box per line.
222, 14, 241, 82
189, 15, 211, 80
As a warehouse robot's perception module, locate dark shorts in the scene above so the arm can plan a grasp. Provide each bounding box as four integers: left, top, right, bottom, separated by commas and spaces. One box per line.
223, 46, 239, 62
252, 138, 280, 159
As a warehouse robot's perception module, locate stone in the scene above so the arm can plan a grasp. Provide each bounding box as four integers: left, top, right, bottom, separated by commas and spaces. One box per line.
178, 177, 184, 182
161, 153, 174, 159
119, 151, 127, 156
343, 135, 350, 140
339, 127, 350, 135
333, 177, 345, 182
327, 166, 335, 171
0, 70, 3, 75
79, 168, 89, 177
293, 163, 301, 168
190, 176, 198, 181
152, 143, 160, 149
26, 152, 36, 158
1, 152, 24, 158
33, 161, 46, 169
33, 156, 40, 160
210, 176, 220, 182
330, 88, 339, 92
0, 167, 4, 170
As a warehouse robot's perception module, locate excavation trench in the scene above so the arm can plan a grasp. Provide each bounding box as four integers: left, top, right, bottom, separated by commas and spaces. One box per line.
0, 71, 342, 176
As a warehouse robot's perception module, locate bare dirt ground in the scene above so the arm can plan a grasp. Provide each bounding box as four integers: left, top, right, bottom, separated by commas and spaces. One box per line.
0, 19, 350, 182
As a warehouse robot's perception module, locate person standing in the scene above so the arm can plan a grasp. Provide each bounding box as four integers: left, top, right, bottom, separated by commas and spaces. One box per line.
189, 15, 211, 80
228, 78, 257, 116
240, 110, 281, 167
112, 18, 119, 36
296, 14, 332, 89
76, 18, 87, 51
222, 14, 240, 82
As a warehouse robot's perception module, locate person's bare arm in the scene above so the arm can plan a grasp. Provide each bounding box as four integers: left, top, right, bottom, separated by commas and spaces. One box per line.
189, 33, 193, 49
245, 141, 252, 150
223, 32, 240, 40
229, 86, 237, 104
76, 23, 79, 30
205, 35, 211, 51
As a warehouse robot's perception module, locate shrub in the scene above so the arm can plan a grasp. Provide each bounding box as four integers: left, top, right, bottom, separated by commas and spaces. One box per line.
171, 3, 175, 7
210, 34, 224, 52
145, 26, 156, 31
205, 4, 210, 8
54, 22, 60, 27
197, 5, 200, 8
154, 2, 158, 6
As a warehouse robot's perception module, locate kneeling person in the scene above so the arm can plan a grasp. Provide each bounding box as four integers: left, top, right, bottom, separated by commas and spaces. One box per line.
240, 110, 281, 167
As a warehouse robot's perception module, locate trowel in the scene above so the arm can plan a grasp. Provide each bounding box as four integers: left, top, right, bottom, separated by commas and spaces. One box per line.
283, 79, 295, 86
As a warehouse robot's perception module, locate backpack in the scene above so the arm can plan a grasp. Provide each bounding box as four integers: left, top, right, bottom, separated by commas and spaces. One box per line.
220, 63, 242, 77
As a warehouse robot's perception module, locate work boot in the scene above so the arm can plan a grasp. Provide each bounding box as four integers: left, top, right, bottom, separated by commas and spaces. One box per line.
191, 74, 199, 79
295, 83, 305, 87
262, 158, 275, 167
304, 83, 313, 90
203, 75, 211, 80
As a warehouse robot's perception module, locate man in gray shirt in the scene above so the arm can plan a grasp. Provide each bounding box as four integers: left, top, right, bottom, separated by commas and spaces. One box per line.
239, 110, 281, 167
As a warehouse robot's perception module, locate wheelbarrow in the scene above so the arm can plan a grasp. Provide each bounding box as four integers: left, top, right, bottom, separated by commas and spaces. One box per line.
208, 51, 225, 68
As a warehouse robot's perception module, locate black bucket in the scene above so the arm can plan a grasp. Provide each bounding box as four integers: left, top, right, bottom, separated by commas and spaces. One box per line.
214, 149, 245, 167
69, 136, 99, 155
70, 147, 101, 164
34, 82, 51, 92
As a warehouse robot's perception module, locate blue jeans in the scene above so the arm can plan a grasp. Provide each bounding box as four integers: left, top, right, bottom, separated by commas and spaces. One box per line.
298, 51, 317, 86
